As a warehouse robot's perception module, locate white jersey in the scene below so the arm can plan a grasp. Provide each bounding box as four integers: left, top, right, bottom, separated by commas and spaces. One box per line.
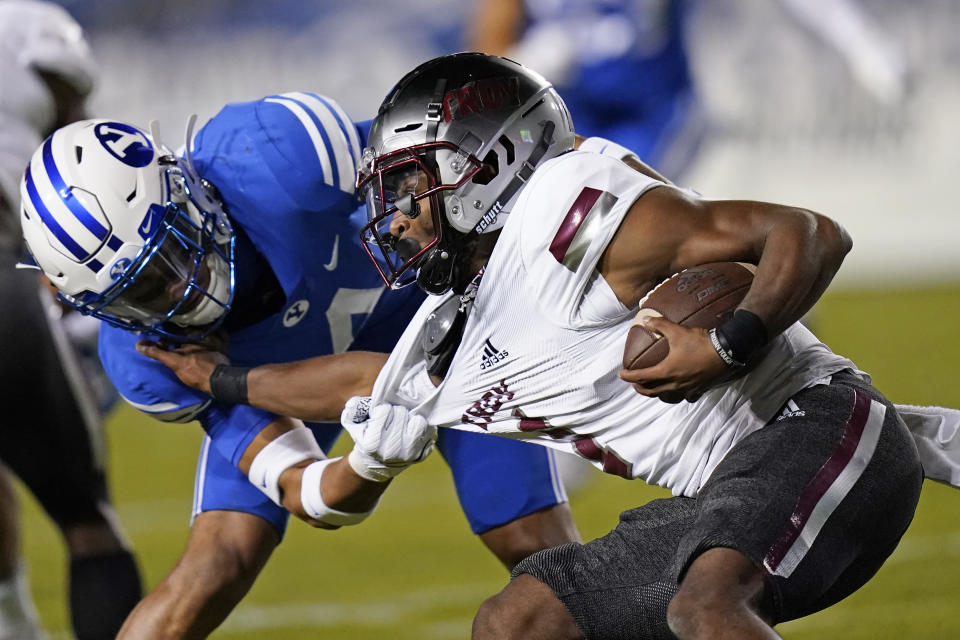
372, 151, 857, 497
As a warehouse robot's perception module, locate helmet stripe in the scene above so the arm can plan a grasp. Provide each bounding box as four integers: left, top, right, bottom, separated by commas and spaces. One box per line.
41, 137, 109, 241
24, 165, 90, 260
281, 94, 339, 190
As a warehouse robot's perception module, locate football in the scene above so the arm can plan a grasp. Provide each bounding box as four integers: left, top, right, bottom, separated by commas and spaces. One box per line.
622, 262, 755, 370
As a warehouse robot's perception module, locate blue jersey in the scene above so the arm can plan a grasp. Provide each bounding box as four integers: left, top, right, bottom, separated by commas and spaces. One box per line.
99, 93, 566, 535
521, 0, 703, 178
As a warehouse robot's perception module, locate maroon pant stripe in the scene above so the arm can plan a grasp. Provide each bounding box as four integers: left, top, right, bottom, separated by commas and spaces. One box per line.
763, 390, 872, 573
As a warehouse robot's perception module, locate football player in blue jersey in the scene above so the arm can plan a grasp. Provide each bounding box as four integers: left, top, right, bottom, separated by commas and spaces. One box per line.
18, 91, 579, 637
470, 0, 705, 181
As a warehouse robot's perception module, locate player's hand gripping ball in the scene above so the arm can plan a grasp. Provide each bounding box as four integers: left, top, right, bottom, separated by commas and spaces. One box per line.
623, 262, 755, 370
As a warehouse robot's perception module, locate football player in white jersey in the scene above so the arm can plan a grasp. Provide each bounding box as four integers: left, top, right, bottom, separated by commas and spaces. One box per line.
138, 53, 955, 639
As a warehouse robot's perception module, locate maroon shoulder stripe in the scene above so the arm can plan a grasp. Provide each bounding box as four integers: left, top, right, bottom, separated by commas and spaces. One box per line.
548, 186, 620, 272
549, 187, 603, 263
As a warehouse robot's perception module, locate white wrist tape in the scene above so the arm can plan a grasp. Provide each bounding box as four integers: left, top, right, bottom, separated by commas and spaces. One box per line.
247, 427, 324, 506
300, 458, 378, 527
578, 136, 638, 161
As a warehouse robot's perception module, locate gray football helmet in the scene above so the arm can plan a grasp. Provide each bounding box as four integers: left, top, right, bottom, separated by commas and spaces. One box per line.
357, 52, 575, 294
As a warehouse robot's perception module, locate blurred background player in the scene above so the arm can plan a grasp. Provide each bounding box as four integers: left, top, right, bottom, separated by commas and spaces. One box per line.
0, 1, 142, 639
469, 0, 706, 182
18, 91, 577, 635
469, 0, 909, 182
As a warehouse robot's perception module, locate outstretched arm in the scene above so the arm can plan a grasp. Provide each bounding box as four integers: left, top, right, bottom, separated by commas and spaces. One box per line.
237, 417, 386, 530
136, 342, 388, 423
227, 400, 435, 530
135, 343, 425, 527
245, 352, 388, 422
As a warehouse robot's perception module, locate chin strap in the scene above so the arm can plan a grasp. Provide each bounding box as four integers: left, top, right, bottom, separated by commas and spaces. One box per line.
421, 268, 483, 378
415, 234, 459, 295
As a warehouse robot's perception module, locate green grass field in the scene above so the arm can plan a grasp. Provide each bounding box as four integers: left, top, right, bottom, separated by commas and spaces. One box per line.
17, 284, 960, 639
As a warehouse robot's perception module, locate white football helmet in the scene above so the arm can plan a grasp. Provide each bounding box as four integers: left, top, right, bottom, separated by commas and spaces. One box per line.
0, 0, 96, 134
356, 52, 575, 294
19, 119, 235, 340
0, 114, 41, 214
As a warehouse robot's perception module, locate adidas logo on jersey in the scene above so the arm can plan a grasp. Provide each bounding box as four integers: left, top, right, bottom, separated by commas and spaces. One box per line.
480, 339, 509, 370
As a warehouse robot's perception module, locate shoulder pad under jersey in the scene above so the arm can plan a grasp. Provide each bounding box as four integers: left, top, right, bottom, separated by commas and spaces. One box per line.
257, 91, 364, 194
191, 92, 365, 212
512, 151, 662, 327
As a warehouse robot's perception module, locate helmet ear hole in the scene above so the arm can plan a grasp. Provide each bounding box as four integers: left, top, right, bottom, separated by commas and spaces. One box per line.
498, 135, 515, 164
472, 150, 499, 186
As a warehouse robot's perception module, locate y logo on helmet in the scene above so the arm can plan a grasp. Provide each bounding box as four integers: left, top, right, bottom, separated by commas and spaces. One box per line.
109, 257, 132, 281
442, 77, 520, 123
94, 122, 154, 168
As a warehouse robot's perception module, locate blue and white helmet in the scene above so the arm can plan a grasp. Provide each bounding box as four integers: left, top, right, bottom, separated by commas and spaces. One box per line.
19, 118, 235, 340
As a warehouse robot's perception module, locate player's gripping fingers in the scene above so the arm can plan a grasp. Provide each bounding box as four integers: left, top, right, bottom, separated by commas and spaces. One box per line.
340, 396, 373, 436
367, 404, 437, 464
621, 323, 725, 395
638, 316, 702, 362
346, 403, 436, 482
136, 340, 228, 393
136, 340, 180, 368
618, 372, 681, 402
398, 411, 436, 463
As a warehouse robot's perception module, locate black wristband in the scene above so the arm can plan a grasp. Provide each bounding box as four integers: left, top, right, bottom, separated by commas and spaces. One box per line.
712, 310, 768, 369
209, 365, 250, 405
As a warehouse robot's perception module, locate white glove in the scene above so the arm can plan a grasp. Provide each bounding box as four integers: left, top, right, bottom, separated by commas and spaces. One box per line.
340, 396, 437, 482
